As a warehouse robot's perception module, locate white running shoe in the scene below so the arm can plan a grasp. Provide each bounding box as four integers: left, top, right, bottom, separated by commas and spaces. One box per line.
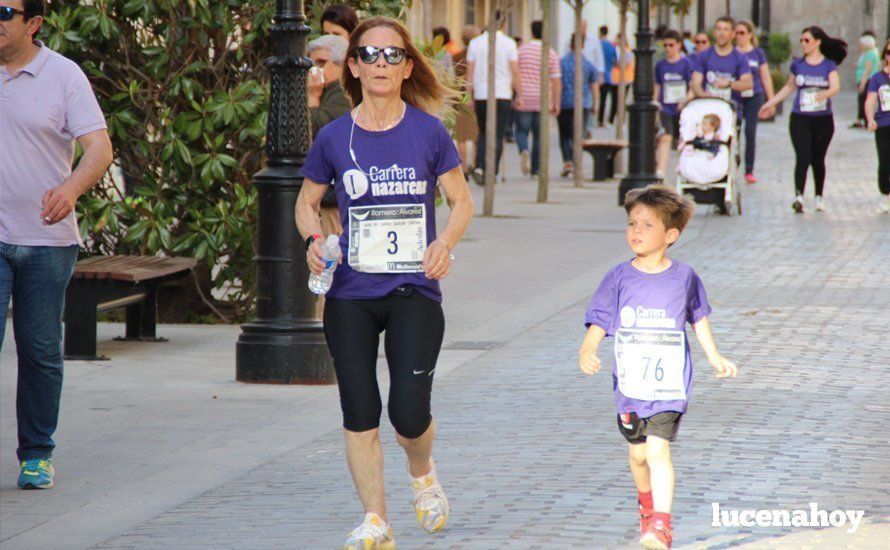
814, 196, 825, 212
411, 461, 450, 534
792, 195, 804, 214
343, 513, 395, 550
878, 195, 890, 213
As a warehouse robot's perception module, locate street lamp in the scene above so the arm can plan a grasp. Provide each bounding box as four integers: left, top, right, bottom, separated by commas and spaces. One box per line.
236, 0, 335, 384
618, 0, 662, 205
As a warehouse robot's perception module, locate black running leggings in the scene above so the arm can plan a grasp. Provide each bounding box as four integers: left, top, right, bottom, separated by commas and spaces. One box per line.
876, 125, 890, 196
323, 290, 444, 438
789, 113, 834, 197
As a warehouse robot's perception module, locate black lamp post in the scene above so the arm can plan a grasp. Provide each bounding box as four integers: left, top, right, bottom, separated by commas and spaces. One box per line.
236, 0, 335, 384
618, 0, 662, 205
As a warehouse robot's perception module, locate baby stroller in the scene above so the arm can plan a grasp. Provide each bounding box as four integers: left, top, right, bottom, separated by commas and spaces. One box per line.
675, 97, 741, 215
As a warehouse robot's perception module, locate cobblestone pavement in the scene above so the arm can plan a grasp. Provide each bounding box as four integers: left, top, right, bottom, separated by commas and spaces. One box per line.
12, 96, 890, 549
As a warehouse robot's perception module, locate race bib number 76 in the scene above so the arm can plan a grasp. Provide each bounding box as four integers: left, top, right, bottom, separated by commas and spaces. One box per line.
614, 328, 687, 402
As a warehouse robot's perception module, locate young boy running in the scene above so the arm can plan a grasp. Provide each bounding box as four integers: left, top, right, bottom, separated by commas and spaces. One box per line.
578, 185, 737, 550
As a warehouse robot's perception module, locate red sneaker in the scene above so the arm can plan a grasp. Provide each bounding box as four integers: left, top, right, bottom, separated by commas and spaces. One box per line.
640, 520, 672, 549
638, 501, 654, 535
745, 173, 757, 184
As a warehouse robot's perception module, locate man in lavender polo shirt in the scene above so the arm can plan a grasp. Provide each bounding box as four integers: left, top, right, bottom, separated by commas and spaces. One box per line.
0, 0, 113, 489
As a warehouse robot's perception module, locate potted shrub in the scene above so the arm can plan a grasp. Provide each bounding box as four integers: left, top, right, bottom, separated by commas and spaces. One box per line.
763, 32, 792, 119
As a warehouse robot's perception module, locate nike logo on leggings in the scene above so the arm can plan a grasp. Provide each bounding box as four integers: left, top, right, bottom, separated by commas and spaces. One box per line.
413, 369, 436, 376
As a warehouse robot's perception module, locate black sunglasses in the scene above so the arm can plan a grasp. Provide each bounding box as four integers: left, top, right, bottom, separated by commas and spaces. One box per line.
356, 45, 407, 65
0, 6, 27, 21
694, 40, 709, 44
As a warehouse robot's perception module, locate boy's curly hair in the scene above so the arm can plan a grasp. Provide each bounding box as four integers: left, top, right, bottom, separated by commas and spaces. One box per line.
624, 184, 695, 233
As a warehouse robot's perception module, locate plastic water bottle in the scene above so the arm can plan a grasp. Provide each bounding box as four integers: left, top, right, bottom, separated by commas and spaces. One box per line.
308, 234, 341, 295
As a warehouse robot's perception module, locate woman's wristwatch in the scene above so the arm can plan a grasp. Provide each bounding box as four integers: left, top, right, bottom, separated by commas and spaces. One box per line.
305, 233, 322, 250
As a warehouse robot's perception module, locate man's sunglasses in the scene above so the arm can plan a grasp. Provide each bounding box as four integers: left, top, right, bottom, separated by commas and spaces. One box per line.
0, 6, 27, 21
356, 45, 407, 65
694, 40, 709, 44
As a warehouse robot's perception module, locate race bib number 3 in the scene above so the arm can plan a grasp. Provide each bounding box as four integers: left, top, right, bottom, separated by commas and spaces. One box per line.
663, 81, 687, 104
879, 85, 890, 112
800, 87, 828, 112
348, 204, 427, 273
615, 329, 687, 402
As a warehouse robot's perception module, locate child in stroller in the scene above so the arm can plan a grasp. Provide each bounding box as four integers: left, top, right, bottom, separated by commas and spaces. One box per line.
679, 113, 725, 159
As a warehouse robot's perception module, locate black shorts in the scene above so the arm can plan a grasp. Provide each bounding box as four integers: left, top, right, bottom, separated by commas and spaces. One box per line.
617, 411, 683, 444
659, 112, 680, 140
323, 287, 445, 438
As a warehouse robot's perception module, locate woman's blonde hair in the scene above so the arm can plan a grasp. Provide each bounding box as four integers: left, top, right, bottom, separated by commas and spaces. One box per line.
343, 16, 459, 117
735, 20, 758, 47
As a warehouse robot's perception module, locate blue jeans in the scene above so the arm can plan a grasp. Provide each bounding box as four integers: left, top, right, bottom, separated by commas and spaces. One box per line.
0, 242, 79, 460
741, 92, 765, 174
514, 111, 541, 174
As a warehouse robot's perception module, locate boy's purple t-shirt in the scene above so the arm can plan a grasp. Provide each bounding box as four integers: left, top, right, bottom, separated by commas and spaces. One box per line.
585, 260, 712, 417
692, 46, 751, 109
301, 104, 462, 303
655, 57, 693, 116
790, 57, 838, 116
866, 70, 890, 127
739, 47, 767, 95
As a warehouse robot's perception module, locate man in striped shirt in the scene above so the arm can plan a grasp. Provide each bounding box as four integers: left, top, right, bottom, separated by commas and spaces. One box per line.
515, 20, 561, 176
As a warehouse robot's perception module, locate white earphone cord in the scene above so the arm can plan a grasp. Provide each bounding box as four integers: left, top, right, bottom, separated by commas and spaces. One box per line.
348, 101, 406, 176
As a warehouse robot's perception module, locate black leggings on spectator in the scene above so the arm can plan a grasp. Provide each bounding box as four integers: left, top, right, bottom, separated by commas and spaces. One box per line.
789, 113, 834, 197
877, 126, 890, 196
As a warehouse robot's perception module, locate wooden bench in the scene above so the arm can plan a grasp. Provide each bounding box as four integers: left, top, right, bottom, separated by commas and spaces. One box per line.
581, 139, 628, 181
63, 256, 197, 360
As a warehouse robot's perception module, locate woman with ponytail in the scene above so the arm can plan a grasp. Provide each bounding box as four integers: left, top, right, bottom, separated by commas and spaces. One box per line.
760, 26, 846, 213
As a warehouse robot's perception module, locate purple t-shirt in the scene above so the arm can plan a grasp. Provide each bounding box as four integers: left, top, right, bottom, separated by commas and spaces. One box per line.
301, 104, 462, 303
866, 70, 890, 128
739, 47, 767, 95
692, 46, 752, 109
655, 57, 693, 116
790, 57, 837, 116
585, 260, 712, 417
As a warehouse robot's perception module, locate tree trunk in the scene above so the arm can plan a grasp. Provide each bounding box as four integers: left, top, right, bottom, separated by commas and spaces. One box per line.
483, 2, 500, 216
615, 4, 628, 171
537, 0, 551, 202
571, 0, 584, 187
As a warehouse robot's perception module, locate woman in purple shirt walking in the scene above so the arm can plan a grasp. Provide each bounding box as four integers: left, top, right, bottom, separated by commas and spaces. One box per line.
760, 27, 846, 213
864, 39, 890, 213
734, 20, 774, 184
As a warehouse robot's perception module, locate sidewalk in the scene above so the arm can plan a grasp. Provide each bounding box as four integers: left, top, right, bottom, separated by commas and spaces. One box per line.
2, 93, 888, 549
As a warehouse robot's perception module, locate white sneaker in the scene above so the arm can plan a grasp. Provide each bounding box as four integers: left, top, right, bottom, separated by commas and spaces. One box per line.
878, 195, 890, 213
814, 196, 825, 212
343, 513, 395, 550
411, 460, 450, 534
792, 195, 804, 214
520, 150, 530, 175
